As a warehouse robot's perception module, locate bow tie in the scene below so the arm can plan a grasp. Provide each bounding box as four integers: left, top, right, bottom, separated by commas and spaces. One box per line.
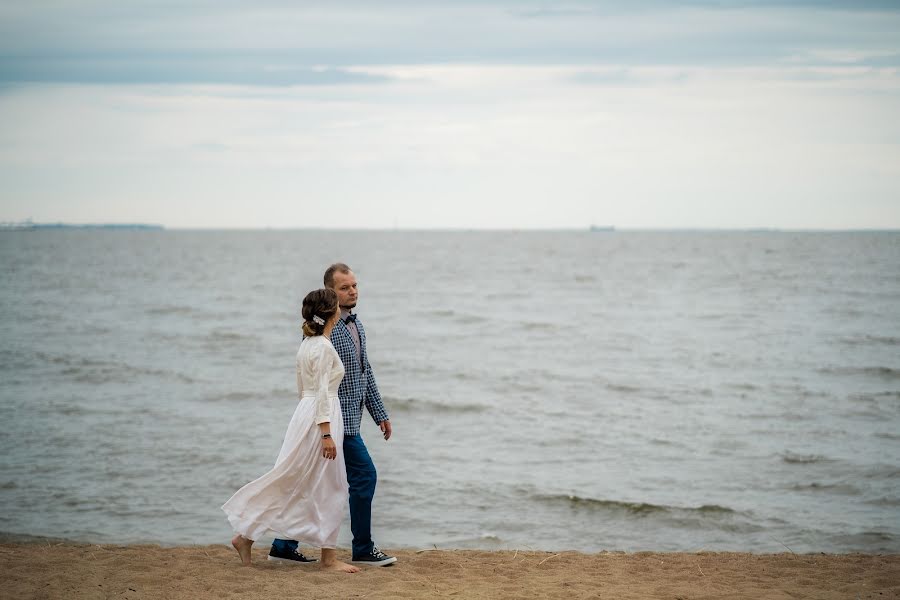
344, 314, 357, 324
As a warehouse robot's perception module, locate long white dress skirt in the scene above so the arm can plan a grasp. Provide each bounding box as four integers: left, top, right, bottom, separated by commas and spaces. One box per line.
222, 393, 347, 548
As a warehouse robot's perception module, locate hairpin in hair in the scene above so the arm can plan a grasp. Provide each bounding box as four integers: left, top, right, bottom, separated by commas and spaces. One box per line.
312, 315, 325, 326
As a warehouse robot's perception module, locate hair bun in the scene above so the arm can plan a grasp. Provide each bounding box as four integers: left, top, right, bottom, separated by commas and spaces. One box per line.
301, 288, 339, 337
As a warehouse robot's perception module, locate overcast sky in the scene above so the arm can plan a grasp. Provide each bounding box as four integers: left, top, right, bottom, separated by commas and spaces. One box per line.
1, 0, 899, 229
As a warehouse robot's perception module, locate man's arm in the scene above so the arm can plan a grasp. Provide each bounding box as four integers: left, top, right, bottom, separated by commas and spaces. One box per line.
364, 362, 391, 440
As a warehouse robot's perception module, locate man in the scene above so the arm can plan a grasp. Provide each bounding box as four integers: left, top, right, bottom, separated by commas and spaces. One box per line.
269, 263, 396, 567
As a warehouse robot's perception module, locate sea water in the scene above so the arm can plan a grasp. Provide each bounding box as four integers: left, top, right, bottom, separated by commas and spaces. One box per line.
1, 230, 898, 553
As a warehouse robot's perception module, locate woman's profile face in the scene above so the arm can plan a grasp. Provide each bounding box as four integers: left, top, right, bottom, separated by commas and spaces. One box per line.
328, 303, 341, 326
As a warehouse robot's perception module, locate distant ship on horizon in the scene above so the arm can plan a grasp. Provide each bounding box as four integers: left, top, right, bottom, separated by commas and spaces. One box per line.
589, 225, 615, 232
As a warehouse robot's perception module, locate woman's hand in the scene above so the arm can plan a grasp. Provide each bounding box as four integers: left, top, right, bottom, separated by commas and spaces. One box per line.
322, 436, 337, 460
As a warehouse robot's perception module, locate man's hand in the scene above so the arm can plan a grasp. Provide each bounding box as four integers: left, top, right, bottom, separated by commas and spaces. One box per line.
379, 419, 392, 441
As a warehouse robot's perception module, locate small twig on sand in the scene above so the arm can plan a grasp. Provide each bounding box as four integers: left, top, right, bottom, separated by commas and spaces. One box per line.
512, 549, 518, 561
773, 538, 796, 555
538, 553, 559, 565
698, 564, 705, 577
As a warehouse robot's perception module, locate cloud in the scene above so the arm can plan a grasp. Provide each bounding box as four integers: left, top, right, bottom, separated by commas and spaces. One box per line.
1, 2, 899, 86
0, 57, 394, 86
784, 49, 900, 67
0, 1, 899, 229
568, 67, 693, 86
2, 59, 899, 226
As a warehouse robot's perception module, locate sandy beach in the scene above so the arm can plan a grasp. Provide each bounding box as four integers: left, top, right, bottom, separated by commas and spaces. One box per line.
2, 542, 897, 599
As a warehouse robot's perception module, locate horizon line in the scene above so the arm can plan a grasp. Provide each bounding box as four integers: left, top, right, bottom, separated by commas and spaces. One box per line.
3, 221, 899, 233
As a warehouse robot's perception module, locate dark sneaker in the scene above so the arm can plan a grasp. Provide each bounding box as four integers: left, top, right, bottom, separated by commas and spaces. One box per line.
352, 547, 397, 567
268, 546, 317, 564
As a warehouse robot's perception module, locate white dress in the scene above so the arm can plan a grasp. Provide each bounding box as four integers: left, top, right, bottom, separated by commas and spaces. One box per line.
222, 335, 348, 548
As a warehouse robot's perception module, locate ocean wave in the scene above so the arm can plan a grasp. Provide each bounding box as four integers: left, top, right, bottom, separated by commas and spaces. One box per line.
35, 351, 103, 367
0, 532, 74, 544
424, 310, 488, 325
780, 452, 832, 465
817, 366, 900, 380
50, 404, 94, 417
839, 334, 900, 347
146, 305, 244, 322
213, 392, 259, 402
727, 382, 760, 392
696, 312, 730, 321
778, 411, 816, 422
201, 388, 295, 403
451, 372, 479, 382
850, 391, 900, 404
145, 305, 196, 316
788, 482, 861, 495
387, 396, 487, 414
606, 383, 643, 394
865, 496, 900, 507
521, 321, 557, 332
69, 364, 195, 385
536, 494, 736, 516
30, 351, 198, 385
435, 532, 506, 547
0, 349, 31, 372
512, 368, 568, 383
649, 438, 685, 448
204, 330, 257, 343
858, 465, 900, 480
830, 530, 896, 551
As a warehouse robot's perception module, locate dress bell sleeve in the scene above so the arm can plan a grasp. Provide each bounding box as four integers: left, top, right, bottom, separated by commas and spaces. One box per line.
312, 340, 332, 425
296, 342, 305, 399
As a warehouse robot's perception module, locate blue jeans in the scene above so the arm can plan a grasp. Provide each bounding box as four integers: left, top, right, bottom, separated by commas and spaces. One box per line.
343, 434, 377, 558
272, 434, 377, 558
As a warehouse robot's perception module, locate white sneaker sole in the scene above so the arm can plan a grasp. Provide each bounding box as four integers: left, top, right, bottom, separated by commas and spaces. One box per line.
267, 555, 317, 564
352, 556, 397, 567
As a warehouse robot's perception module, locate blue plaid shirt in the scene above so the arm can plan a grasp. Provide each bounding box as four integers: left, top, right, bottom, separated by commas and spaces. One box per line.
330, 314, 389, 436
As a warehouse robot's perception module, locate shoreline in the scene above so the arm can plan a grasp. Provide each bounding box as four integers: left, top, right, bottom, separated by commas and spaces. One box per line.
2, 542, 898, 599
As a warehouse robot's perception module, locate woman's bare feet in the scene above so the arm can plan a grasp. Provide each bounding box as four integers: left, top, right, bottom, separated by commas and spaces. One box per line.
321, 559, 360, 573
320, 548, 360, 573
231, 535, 253, 566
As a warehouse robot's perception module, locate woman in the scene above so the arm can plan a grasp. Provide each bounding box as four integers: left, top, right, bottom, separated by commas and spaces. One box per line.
222, 288, 358, 573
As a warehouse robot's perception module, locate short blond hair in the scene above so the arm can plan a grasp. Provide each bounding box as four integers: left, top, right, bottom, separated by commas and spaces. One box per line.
323, 263, 352, 289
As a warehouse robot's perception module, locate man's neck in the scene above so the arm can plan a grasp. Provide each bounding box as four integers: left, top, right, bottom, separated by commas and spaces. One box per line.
341, 307, 353, 319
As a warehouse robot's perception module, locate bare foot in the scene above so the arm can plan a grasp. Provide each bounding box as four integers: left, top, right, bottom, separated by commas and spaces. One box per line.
231, 535, 253, 566
321, 560, 360, 573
